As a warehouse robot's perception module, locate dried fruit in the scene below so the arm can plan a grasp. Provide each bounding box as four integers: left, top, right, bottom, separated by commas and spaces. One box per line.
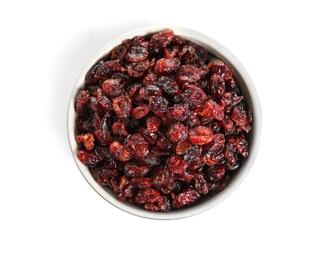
109, 141, 132, 162
189, 126, 214, 145
112, 95, 132, 118
125, 133, 149, 157
154, 58, 180, 75
75, 29, 252, 212
76, 133, 95, 150
172, 189, 200, 208
166, 122, 189, 143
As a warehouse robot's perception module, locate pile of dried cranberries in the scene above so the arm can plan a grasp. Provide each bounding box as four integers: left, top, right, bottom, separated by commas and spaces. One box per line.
75, 29, 252, 212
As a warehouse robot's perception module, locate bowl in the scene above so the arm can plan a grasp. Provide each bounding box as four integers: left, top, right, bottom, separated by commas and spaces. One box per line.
67, 26, 262, 220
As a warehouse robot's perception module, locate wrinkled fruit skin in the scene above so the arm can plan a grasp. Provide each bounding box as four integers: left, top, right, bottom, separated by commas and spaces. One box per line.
75, 30, 252, 212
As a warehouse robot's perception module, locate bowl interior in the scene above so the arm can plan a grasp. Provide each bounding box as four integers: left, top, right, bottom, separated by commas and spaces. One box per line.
67, 26, 261, 220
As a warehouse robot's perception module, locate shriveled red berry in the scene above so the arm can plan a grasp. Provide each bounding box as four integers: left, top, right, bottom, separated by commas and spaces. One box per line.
94, 130, 112, 146
176, 65, 201, 84
94, 60, 121, 79
166, 155, 188, 174
110, 44, 127, 61
75, 90, 90, 116
125, 46, 148, 62
131, 104, 150, 119
91, 166, 118, 185
236, 133, 249, 157
102, 78, 125, 98
176, 140, 193, 155
112, 121, 128, 136
203, 134, 225, 155
137, 127, 158, 145
166, 122, 189, 143
149, 96, 169, 116
155, 76, 180, 95
139, 85, 162, 100
124, 162, 150, 177
144, 195, 170, 211
154, 58, 180, 75
209, 73, 225, 97
76, 133, 95, 150
146, 116, 161, 133
125, 133, 149, 157
194, 174, 209, 195
86, 62, 103, 84
172, 188, 200, 208
231, 105, 250, 127
150, 29, 174, 52
206, 165, 225, 181
208, 58, 225, 74
130, 178, 152, 189
96, 88, 112, 111
189, 126, 214, 145
182, 85, 206, 108
127, 59, 150, 78
156, 134, 173, 150
135, 188, 161, 204
168, 103, 190, 121
112, 95, 132, 118
77, 150, 101, 167
109, 141, 132, 162
152, 166, 175, 194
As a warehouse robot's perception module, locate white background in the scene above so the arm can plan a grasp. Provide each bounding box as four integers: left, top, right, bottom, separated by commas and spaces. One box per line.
1, 0, 326, 259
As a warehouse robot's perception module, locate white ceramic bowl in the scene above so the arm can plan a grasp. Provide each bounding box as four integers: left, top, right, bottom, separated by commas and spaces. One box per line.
67, 26, 262, 220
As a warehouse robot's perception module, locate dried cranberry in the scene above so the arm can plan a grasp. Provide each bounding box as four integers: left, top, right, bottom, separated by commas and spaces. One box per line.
125, 46, 148, 62
124, 162, 149, 177
75, 90, 90, 116
168, 103, 190, 122
76, 133, 95, 150
125, 133, 149, 157
150, 29, 174, 52
109, 141, 132, 162
176, 65, 201, 84
112, 121, 128, 137
194, 174, 209, 195
176, 140, 192, 155
149, 96, 169, 116
127, 59, 150, 78
172, 189, 200, 208
110, 44, 127, 61
94, 60, 121, 79
139, 85, 162, 100
166, 155, 188, 174
112, 95, 132, 118
235, 133, 249, 157
209, 73, 225, 97
96, 88, 112, 111
206, 165, 225, 181
152, 166, 175, 194
102, 78, 125, 98
146, 116, 161, 133
189, 126, 214, 145
135, 188, 161, 204
166, 122, 189, 143
130, 178, 152, 189
131, 104, 150, 119
77, 150, 101, 167
154, 58, 180, 75
94, 130, 112, 146
182, 85, 206, 108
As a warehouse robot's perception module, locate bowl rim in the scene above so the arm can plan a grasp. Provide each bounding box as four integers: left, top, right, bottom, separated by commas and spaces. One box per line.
67, 25, 262, 220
